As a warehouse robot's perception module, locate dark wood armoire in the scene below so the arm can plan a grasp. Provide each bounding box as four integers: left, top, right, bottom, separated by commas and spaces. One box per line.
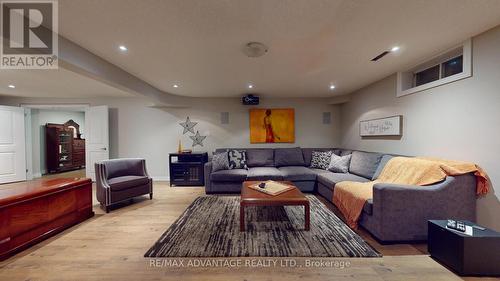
45, 120, 86, 174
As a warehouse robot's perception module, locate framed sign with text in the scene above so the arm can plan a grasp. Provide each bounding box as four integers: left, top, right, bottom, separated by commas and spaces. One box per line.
359, 115, 402, 137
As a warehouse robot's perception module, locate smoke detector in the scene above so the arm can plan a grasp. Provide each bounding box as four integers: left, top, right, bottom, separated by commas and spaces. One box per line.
242, 42, 268, 58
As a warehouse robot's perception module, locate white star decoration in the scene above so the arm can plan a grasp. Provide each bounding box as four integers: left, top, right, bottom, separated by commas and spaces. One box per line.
189, 131, 207, 147
179, 116, 197, 134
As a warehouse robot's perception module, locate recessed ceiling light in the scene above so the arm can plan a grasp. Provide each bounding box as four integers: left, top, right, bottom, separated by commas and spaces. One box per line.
173, 84, 179, 88
248, 84, 254, 89
119, 45, 128, 51
391, 46, 400, 52
8, 84, 15, 89
329, 85, 336, 90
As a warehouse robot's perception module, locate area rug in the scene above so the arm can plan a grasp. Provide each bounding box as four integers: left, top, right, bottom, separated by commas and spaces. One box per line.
144, 195, 380, 257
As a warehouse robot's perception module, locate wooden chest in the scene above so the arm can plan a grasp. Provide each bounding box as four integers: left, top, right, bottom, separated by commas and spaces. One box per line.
0, 178, 94, 260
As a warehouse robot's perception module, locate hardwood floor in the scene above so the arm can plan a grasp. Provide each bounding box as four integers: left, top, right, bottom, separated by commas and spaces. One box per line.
0, 181, 487, 281
41, 169, 86, 179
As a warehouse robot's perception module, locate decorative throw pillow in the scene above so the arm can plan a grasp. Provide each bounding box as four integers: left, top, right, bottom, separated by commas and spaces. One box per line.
228, 149, 248, 169
328, 154, 352, 173
310, 150, 333, 170
211, 152, 229, 172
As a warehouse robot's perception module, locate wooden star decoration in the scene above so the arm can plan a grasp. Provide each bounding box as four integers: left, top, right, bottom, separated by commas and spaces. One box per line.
179, 116, 197, 134
189, 131, 206, 147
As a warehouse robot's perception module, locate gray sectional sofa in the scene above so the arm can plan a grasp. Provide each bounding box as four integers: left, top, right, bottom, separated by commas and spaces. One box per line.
204, 147, 477, 242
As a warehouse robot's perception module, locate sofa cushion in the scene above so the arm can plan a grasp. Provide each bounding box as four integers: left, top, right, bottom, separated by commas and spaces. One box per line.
274, 147, 305, 167
105, 158, 145, 179
228, 149, 248, 169
317, 172, 370, 190
371, 154, 395, 180
339, 149, 353, 156
309, 168, 331, 176
246, 149, 275, 167
211, 152, 230, 172
278, 166, 317, 181
108, 176, 149, 191
210, 169, 248, 182
328, 154, 352, 173
247, 167, 283, 181
349, 151, 383, 179
310, 150, 333, 170
363, 199, 373, 215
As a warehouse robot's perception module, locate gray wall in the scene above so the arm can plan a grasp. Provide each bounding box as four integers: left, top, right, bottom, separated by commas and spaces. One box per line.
339, 25, 500, 230
107, 97, 341, 180
30, 109, 85, 176
0, 97, 340, 180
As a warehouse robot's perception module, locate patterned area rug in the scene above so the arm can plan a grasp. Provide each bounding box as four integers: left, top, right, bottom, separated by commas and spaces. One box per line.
145, 195, 380, 257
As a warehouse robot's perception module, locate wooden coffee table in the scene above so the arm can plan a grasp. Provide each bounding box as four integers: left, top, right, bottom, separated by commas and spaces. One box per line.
240, 181, 310, 231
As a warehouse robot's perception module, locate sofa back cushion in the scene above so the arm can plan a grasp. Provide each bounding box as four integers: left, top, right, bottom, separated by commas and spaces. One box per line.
104, 158, 144, 179
274, 147, 305, 167
214, 148, 228, 154
371, 154, 394, 180
339, 149, 353, 156
349, 151, 383, 179
246, 149, 275, 167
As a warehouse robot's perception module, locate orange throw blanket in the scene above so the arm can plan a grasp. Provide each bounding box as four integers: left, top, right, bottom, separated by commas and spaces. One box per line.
333, 157, 489, 229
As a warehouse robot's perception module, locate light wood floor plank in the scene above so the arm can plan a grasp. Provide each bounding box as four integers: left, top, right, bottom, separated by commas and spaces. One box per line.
0, 177, 474, 281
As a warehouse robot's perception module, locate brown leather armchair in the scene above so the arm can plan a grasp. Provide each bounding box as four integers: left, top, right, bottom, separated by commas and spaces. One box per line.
95, 158, 153, 212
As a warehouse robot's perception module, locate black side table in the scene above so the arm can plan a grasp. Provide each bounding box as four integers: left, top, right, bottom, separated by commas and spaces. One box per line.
169, 152, 208, 186
428, 220, 500, 276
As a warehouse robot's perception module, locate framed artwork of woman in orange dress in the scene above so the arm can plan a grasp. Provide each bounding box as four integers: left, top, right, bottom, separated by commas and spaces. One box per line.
249, 108, 295, 143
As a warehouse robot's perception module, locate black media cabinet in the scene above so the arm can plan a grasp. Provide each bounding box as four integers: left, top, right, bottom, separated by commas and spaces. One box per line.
169, 152, 208, 186
428, 220, 500, 276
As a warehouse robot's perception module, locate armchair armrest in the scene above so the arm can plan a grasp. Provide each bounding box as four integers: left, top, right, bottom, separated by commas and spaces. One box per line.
204, 162, 213, 193
95, 163, 110, 187
95, 162, 110, 205
139, 159, 151, 178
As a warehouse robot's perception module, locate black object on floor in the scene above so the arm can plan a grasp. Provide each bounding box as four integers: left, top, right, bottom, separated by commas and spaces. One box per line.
169, 152, 208, 186
428, 220, 500, 276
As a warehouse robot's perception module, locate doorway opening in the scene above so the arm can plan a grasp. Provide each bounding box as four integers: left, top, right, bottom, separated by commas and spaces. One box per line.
0, 104, 109, 184
24, 104, 87, 179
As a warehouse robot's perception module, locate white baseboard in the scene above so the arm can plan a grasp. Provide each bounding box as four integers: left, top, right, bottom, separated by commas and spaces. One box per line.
31, 173, 170, 182
152, 176, 170, 182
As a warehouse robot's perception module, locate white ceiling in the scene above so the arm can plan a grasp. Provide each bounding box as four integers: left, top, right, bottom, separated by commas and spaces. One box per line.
3, 1, 500, 99
55, 0, 500, 98
0, 68, 134, 98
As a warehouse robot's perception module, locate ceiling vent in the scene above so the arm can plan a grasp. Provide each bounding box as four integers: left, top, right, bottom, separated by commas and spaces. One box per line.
371, 51, 390, 62
242, 42, 268, 58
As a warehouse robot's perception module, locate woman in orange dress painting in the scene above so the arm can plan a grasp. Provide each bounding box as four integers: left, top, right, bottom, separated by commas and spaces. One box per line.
264, 109, 280, 143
